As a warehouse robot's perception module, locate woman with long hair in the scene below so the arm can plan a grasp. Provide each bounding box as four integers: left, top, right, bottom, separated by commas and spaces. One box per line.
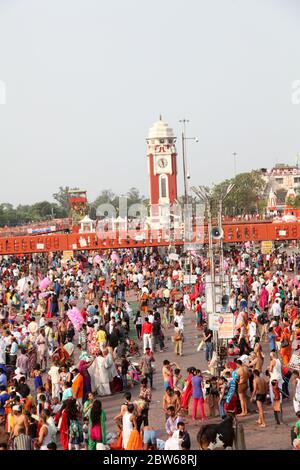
56, 400, 68, 450
88, 399, 106, 450
66, 399, 83, 450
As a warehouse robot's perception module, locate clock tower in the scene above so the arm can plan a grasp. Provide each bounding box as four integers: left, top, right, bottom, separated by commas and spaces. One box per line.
146, 117, 178, 224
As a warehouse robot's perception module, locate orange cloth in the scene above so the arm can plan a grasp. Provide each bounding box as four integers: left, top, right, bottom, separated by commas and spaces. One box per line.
110, 432, 123, 450
280, 331, 292, 366
72, 373, 84, 399
125, 430, 143, 450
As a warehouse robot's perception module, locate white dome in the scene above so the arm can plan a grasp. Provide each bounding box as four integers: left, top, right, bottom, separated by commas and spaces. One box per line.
148, 117, 175, 139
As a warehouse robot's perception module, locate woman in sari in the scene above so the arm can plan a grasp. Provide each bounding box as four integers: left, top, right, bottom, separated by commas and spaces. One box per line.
78, 357, 94, 402
181, 367, 195, 412
88, 399, 106, 450
46, 295, 52, 319
27, 343, 37, 375
57, 401, 69, 450
83, 392, 94, 418
259, 285, 269, 310
280, 326, 292, 366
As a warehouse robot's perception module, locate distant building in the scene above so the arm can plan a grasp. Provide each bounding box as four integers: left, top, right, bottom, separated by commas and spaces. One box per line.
260, 163, 300, 210
146, 117, 178, 227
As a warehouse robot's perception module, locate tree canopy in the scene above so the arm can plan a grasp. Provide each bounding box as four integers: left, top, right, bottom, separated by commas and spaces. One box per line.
210, 171, 267, 216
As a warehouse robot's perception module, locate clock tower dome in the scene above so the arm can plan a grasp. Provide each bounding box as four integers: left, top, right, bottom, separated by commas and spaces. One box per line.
146, 116, 178, 223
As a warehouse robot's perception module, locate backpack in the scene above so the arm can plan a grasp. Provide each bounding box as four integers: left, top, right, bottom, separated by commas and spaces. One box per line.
174, 330, 183, 341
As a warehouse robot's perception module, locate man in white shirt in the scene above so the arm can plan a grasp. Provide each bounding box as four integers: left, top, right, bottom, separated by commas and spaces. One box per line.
174, 312, 184, 332
28, 317, 38, 341
48, 363, 61, 399
137, 273, 144, 289
148, 311, 154, 324
270, 299, 281, 320
108, 317, 116, 335
0, 336, 6, 366
251, 279, 260, 294
249, 318, 257, 349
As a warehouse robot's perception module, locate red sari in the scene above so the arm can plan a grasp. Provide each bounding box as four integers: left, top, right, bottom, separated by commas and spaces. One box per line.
46, 297, 52, 319
181, 373, 193, 410
59, 409, 69, 450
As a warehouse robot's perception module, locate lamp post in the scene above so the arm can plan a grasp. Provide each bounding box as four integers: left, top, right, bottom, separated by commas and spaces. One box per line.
179, 119, 198, 205
179, 120, 198, 290
233, 152, 237, 177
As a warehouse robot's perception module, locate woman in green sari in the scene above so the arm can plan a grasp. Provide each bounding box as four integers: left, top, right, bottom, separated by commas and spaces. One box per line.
88, 399, 106, 450
83, 392, 94, 418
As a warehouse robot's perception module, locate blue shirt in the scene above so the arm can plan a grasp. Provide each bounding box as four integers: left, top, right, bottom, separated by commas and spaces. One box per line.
192, 375, 203, 398
62, 388, 73, 401
0, 391, 10, 415
0, 374, 7, 388
226, 378, 237, 404
268, 332, 276, 351
87, 306, 96, 315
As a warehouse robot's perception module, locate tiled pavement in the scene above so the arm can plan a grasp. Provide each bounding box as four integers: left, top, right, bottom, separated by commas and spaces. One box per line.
101, 294, 295, 450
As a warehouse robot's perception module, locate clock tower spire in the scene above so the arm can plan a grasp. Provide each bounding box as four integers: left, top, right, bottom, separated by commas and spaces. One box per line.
146, 117, 178, 225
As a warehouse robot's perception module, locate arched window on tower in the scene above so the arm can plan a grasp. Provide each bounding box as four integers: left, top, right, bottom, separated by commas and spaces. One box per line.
160, 174, 168, 198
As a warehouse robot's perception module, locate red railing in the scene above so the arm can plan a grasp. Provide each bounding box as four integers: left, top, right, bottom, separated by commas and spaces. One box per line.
0, 221, 299, 254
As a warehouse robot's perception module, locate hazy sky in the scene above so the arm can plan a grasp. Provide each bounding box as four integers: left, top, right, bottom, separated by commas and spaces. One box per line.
0, 0, 300, 205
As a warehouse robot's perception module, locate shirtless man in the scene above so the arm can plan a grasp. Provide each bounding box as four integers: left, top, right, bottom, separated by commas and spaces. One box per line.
162, 360, 178, 391
236, 360, 249, 416
163, 387, 181, 418
251, 369, 267, 427
11, 406, 29, 438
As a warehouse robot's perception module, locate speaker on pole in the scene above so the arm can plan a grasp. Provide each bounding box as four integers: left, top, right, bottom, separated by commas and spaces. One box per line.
211, 226, 224, 240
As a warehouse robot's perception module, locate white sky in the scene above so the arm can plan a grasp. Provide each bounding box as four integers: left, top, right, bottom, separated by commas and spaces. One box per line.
0, 0, 300, 205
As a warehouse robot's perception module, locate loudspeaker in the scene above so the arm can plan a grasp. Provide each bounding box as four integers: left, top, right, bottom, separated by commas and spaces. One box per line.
211, 226, 224, 240
221, 294, 229, 307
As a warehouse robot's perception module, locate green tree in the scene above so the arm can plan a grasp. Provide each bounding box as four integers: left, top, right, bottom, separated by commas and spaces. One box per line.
126, 187, 146, 206
30, 201, 54, 221
286, 193, 300, 208
52, 186, 71, 216
211, 171, 266, 216
92, 189, 118, 210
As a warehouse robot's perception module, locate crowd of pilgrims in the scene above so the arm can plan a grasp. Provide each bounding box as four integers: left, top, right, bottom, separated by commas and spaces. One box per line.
0, 245, 299, 450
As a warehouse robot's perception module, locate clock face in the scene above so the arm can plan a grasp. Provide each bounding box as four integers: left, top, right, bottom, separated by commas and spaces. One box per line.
158, 158, 168, 168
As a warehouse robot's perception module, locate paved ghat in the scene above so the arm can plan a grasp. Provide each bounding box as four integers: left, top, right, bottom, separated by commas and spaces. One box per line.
99, 293, 295, 450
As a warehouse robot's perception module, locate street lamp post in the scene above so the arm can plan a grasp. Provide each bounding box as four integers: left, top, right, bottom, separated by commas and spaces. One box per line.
233, 152, 237, 177
179, 119, 199, 205
179, 119, 189, 205
179, 120, 198, 291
